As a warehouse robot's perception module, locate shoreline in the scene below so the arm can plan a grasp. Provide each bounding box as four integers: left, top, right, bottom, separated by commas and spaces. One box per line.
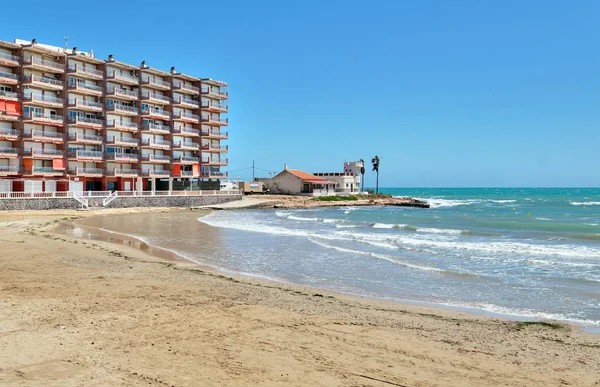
1, 208, 599, 386
60, 211, 600, 333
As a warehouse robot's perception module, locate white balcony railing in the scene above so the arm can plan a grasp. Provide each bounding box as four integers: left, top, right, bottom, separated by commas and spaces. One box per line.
26, 94, 63, 104
0, 71, 19, 80
27, 57, 65, 71
0, 147, 19, 155
107, 136, 139, 145
144, 93, 171, 103
142, 122, 170, 132
68, 64, 103, 77
24, 111, 64, 122
69, 133, 102, 142
0, 52, 20, 63
0, 129, 20, 137
110, 89, 138, 98
68, 81, 103, 92
69, 116, 103, 125
0, 90, 18, 99
69, 98, 103, 109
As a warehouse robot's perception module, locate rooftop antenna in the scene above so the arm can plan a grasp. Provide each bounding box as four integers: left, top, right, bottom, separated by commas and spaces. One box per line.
64, 35, 68, 49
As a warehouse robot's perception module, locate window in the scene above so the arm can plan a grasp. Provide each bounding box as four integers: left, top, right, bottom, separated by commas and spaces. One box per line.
0, 86, 12, 92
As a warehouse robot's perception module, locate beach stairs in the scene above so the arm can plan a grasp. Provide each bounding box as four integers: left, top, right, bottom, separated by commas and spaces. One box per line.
73, 191, 118, 210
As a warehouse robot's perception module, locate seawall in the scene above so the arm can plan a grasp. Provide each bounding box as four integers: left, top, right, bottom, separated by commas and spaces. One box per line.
0, 195, 242, 211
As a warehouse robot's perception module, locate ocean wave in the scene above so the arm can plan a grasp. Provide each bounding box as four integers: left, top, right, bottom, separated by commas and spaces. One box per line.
335, 224, 360, 229
312, 234, 399, 250
419, 198, 516, 208
535, 217, 552, 221
571, 201, 600, 206
526, 259, 600, 268
416, 227, 462, 235
372, 223, 400, 229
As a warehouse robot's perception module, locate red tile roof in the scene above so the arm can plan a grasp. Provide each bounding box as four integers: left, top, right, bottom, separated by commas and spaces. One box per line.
286, 169, 330, 183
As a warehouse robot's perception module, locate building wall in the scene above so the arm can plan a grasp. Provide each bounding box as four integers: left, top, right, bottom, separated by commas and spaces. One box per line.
269, 171, 302, 194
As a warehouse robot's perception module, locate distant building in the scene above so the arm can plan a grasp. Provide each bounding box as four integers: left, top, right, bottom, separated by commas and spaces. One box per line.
313, 160, 362, 194
267, 165, 335, 196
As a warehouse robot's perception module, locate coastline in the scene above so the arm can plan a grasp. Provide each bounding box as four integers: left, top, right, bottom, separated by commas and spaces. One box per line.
0, 208, 598, 386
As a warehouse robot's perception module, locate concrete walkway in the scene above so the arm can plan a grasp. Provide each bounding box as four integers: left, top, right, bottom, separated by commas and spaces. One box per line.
196, 196, 277, 210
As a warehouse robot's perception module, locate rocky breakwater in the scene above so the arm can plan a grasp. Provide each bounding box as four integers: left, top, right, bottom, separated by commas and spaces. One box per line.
263, 195, 430, 209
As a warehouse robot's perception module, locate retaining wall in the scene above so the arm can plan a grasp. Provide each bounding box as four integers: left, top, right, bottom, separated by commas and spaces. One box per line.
0, 195, 242, 211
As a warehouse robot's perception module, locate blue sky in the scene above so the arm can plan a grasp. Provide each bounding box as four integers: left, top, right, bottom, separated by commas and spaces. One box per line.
3, 0, 599, 187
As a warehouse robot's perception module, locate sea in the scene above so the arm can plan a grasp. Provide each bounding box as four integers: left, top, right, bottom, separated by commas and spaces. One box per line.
75, 188, 600, 331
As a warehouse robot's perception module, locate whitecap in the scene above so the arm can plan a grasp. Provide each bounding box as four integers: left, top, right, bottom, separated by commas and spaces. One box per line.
571, 201, 600, 206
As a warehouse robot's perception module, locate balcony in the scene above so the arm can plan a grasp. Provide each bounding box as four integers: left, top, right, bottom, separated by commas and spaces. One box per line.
69, 167, 104, 177
141, 78, 171, 91
201, 158, 228, 166
67, 63, 104, 80
174, 155, 200, 165
172, 127, 200, 137
201, 129, 228, 139
105, 152, 140, 163
0, 147, 19, 158
68, 99, 103, 112
141, 122, 170, 135
23, 111, 64, 127
173, 82, 200, 94
106, 88, 138, 101
68, 133, 103, 145
68, 116, 103, 130
106, 120, 139, 132
68, 81, 103, 96
175, 169, 199, 177
172, 141, 199, 151
106, 136, 139, 147
142, 92, 171, 105
23, 129, 65, 143
201, 86, 228, 100
23, 166, 64, 176
201, 171, 228, 179
107, 71, 139, 86
173, 112, 200, 124
68, 149, 104, 161
141, 138, 171, 150
23, 57, 65, 72
0, 166, 19, 176
0, 52, 20, 67
0, 90, 19, 101
0, 128, 20, 141
201, 115, 228, 126
140, 106, 170, 120
106, 168, 139, 177
173, 96, 200, 108
0, 71, 19, 86
23, 75, 63, 90
142, 169, 171, 177
107, 103, 139, 116
23, 148, 64, 159
23, 94, 64, 108
141, 153, 171, 164
201, 100, 228, 113
202, 144, 229, 153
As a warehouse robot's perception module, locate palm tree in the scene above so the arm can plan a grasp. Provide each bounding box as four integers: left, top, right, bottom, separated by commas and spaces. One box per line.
359, 159, 365, 193
371, 155, 380, 195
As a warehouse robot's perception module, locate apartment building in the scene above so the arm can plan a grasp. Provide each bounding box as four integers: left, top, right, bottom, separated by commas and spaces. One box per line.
0, 38, 228, 192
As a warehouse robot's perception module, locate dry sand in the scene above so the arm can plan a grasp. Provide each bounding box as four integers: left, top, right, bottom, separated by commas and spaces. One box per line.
0, 208, 599, 386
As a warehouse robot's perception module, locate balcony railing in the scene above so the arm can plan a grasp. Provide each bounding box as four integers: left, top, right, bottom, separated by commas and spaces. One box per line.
108, 88, 138, 98
143, 154, 171, 161
0, 166, 20, 174
0, 90, 18, 99
69, 99, 103, 109
25, 94, 63, 105
141, 106, 170, 118
0, 129, 20, 138
143, 78, 171, 88
24, 75, 62, 87
203, 144, 229, 152
107, 104, 139, 114
69, 149, 103, 159
68, 81, 103, 92
201, 115, 228, 125
0, 52, 20, 64
106, 152, 140, 160
173, 127, 200, 136
25, 130, 64, 140
175, 112, 200, 121
173, 141, 199, 149
201, 86, 228, 98
25, 57, 65, 71
109, 72, 139, 83
70, 167, 104, 176
107, 168, 139, 176
69, 116, 103, 126
0, 147, 19, 155
24, 111, 64, 123
0, 71, 19, 81
68, 64, 103, 77
143, 93, 171, 103
68, 133, 103, 143
201, 129, 228, 138
201, 171, 228, 178
27, 167, 64, 174
174, 82, 200, 93
141, 138, 171, 147
141, 122, 170, 133
143, 169, 170, 176
201, 101, 228, 111
24, 148, 64, 157
176, 156, 200, 163
107, 135, 139, 145
175, 97, 200, 107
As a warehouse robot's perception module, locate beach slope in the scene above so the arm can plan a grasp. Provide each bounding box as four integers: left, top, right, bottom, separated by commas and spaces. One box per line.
0, 209, 598, 386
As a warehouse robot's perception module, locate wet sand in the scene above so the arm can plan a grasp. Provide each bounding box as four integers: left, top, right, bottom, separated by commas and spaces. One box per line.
0, 208, 599, 386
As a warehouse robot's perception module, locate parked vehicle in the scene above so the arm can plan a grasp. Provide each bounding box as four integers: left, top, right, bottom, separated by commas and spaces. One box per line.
239, 181, 270, 195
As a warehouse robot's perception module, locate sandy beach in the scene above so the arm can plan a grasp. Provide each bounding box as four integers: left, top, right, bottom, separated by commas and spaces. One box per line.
0, 208, 599, 386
